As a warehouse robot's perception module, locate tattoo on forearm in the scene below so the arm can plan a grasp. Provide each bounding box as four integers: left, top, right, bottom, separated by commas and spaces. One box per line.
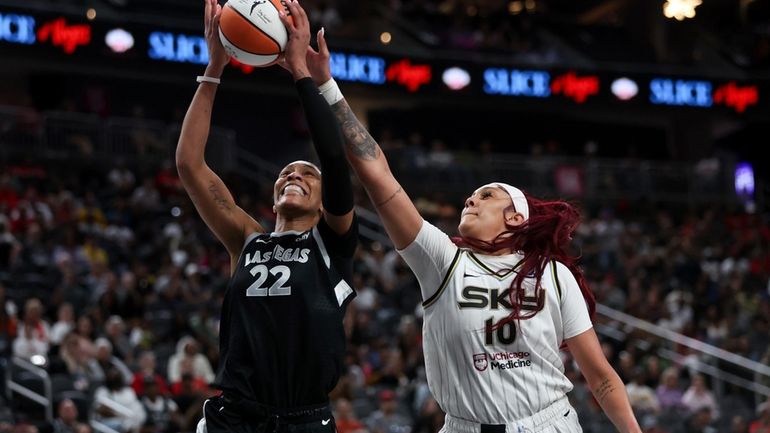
595, 378, 615, 404
375, 187, 403, 208
208, 181, 232, 212
331, 100, 380, 161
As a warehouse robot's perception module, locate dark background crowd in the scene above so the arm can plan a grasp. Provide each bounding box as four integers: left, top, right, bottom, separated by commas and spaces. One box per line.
2, 0, 770, 432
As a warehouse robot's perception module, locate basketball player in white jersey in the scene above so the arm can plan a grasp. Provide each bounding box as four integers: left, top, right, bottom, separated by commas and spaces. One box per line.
299, 33, 643, 433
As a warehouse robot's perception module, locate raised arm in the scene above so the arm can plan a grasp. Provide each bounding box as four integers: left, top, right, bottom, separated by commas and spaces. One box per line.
278, 1, 353, 235
176, 0, 261, 267
305, 30, 422, 249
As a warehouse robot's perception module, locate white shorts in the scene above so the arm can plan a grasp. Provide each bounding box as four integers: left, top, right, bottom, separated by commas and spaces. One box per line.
441, 397, 582, 433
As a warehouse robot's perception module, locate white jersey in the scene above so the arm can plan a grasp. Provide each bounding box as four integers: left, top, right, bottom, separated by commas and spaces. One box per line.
399, 220, 592, 424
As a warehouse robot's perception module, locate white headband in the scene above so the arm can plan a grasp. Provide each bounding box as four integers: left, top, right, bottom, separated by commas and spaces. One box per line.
285, 160, 321, 175
480, 182, 529, 221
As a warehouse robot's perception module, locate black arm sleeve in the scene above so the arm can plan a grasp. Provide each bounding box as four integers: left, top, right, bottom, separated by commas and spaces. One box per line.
295, 77, 353, 216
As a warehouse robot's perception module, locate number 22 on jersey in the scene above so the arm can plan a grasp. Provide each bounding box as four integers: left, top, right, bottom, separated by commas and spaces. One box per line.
246, 264, 292, 297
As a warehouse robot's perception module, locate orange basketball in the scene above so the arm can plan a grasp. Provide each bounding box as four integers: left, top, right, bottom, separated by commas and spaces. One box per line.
218, 0, 292, 67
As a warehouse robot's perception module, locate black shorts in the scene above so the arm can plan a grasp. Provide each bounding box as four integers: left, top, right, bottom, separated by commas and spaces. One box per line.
197, 395, 337, 433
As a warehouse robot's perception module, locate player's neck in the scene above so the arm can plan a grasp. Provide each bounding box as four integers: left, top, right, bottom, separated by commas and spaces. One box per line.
274, 214, 319, 233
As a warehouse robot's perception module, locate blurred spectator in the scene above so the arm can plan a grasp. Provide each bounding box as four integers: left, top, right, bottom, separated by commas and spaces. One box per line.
95, 337, 133, 386
50, 303, 76, 346
131, 351, 170, 397
130, 178, 161, 212
52, 332, 104, 391
365, 389, 412, 433
685, 406, 717, 433
12, 298, 50, 360
656, 367, 685, 412
108, 162, 136, 195
139, 375, 182, 433
733, 415, 750, 433
104, 315, 134, 364
682, 374, 719, 420
334, 398, 366, 433
0, 174, 19, 210
170, 372, 207, 431
750, 401, 770, 433
77, 192, 107, 234
0, 218, 19, 268
154, 161, 183, 198
93, 367, 146, 433
52, 399, 91, 433
166, 336, 214, 385
0, 284, 17, 357
626, 367, 661, 417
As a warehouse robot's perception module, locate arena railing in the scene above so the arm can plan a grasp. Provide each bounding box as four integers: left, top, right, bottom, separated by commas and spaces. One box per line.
595, 304, 770, 405
5, 356, 53, 423
0, 108, 237, 173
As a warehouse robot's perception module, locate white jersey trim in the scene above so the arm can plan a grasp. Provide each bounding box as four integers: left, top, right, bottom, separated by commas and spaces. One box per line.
243, 232, 261, 249
196, 399, 210, 433
333, 279, 354, 307
311, 227, 331, 269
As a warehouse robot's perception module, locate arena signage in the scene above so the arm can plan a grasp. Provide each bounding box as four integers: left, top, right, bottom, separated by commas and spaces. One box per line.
385, 59, 432, 92
483, 68, 551, 97
328, 52, 387, 85
37, 17, 91, 54
0, 12, 35, 44
650, 78, 712, 107
0, 6, 766, 115
713, 82, 759, 113
550, 71, 600, 103
148, 31, 209, 65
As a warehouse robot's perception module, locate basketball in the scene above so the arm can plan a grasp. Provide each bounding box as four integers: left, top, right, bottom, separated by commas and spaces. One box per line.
218, 0, 291, 67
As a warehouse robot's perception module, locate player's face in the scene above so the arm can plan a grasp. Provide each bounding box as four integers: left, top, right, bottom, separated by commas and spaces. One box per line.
274, 162, 322, 215
458, 186, 518, 241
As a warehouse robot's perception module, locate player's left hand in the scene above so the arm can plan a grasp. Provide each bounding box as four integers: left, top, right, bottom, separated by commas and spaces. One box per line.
278, 0, 311, 80
306, 27, 332, 87
204, 0, 230, 73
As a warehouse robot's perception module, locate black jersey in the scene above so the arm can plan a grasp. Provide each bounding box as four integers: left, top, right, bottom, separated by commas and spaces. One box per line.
214, 218, 357, 408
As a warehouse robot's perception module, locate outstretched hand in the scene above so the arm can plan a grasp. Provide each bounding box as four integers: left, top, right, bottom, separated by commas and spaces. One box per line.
306, 28, 332, 86
204, 0, 230, 74
277, 0, 311, 80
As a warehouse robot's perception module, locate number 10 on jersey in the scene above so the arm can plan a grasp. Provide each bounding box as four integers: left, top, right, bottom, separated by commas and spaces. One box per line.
485, 317, 516, 345
246, 265, 292, 297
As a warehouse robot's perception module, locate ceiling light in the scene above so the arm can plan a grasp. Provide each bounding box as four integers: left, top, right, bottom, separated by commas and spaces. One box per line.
663, 0, 702, 21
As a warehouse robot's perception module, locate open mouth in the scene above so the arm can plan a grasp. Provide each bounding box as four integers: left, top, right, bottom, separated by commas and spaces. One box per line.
281, 184, 307, 196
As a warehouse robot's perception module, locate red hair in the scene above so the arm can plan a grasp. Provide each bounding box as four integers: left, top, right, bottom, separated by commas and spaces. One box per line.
453, 192, 595, 329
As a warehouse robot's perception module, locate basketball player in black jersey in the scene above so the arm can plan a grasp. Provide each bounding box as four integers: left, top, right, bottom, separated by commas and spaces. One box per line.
177, 1, 357, 432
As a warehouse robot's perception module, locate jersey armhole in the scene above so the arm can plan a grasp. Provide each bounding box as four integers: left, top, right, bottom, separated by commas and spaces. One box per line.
421, 249, 462, 309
